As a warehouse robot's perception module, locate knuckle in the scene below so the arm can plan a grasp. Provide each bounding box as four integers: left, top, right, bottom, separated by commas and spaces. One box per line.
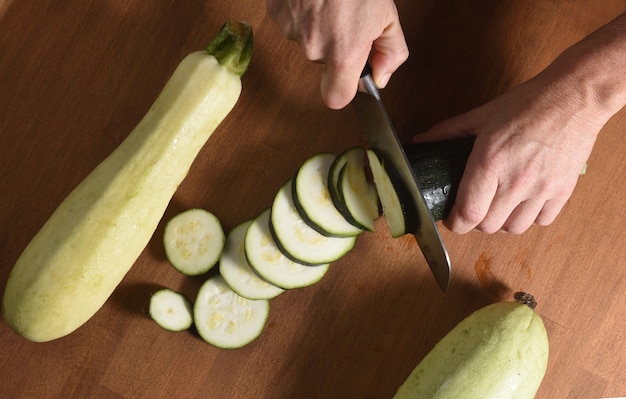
395, 46, 409, 64
476, 223, 501, 235
455, 204, 485, 226
502, 223, 528, 235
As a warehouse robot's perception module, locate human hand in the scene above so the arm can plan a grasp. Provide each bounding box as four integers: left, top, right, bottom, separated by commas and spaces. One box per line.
414, 72, 606, 234
414, 12, 626, 234
266, 0, 409, 109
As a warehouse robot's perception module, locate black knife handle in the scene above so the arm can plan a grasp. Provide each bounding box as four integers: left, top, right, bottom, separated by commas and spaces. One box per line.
403, 136, 475, 221
358, 62, 380, 99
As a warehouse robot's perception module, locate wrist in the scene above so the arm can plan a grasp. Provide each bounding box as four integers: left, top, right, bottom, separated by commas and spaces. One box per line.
552, 13, 626, 121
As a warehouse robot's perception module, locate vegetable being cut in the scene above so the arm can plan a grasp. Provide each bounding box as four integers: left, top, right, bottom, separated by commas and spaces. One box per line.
366, 149, 417, 238
164, 208, 225, 276
194, 275, 269, 349
404, 137, 474, 221
2, 21, 253, 342
394, 292, 549, 399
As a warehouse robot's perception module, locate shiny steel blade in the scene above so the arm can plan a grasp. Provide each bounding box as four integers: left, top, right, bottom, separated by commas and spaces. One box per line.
352, 72, 451, 292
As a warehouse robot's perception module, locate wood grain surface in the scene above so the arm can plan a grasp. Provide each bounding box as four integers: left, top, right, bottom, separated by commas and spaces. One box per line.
1, 1, 625, 398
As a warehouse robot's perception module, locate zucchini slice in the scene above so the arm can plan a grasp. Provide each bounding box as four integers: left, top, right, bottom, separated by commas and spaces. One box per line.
149, 288, 194, 332
219, 220, 285, 300
163, 208, 225, 276
271, 179, 357, 265
335, 148, 380, 231
366, 150, 417, 238
327, 149, 350, 211
245, 208, 330, 289
292, 152, 363, 237
194, 275, 269, 349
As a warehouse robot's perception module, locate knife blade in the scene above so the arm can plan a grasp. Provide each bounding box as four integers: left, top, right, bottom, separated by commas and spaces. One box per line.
352, 65, 451, 292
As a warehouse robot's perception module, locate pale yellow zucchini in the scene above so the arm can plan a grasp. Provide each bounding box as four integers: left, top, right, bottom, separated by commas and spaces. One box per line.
2, 22, 253, 342
394, 293, 549, 399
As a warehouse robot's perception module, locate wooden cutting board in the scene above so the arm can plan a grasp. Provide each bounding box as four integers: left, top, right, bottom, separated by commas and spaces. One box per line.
1, 1, 624, 398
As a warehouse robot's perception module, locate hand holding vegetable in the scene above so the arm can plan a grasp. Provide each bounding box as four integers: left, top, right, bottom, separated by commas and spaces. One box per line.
415, 12, 626, 234
266, 0, 409, 109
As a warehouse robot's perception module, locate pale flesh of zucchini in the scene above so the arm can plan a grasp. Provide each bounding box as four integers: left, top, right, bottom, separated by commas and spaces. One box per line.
164, 208, 225, 276
149, 289, 193, 332
336, 148, 379, 231
329, 146, 379, 231
366, 150, 406, 238
219, 220, 285, 300
270, 179, 357, 265
2, 22, 252, 342
245, 208, 330, 289
194, 275, 269, 349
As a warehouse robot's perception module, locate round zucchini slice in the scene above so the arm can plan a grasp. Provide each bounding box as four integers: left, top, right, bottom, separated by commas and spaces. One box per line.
163, 208, 225, 276
219, 220, 285, 300
194, 275, 269, 349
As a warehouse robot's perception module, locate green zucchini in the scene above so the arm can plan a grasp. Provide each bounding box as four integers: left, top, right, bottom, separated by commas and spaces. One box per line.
404, 137, 474, 221
394, 292, 549, 399
2, 22, 253, 342
365, 137, 473, 237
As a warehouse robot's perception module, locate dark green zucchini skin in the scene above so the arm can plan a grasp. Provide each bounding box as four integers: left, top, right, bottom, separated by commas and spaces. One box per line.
403, 137, 475, 221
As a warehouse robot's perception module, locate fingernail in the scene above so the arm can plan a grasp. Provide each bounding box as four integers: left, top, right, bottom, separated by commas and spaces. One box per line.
378, 73, 391, 89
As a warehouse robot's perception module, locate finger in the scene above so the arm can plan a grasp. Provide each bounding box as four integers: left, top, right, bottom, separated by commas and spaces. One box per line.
321, 50, 369, 109
444, 158, 499, 234
474, 181, 536, 234
500, 199, 546, 234
369, 20, 409, 89
413, 110, 481, 143
535, 196, 569, 226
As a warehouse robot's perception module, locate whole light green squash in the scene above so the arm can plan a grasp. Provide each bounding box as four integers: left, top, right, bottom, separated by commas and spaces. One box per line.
2, 21, 252, 342
394, 293, 549, 399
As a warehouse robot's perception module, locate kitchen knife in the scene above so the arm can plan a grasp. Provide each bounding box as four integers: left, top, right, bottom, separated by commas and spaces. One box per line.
352, 65, 451, 292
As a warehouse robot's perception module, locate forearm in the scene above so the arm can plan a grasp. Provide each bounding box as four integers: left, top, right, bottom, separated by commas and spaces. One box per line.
545, 12, 626, 123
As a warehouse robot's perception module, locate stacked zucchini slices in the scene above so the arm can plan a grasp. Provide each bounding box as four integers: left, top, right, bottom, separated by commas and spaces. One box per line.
151, 146, 406, 349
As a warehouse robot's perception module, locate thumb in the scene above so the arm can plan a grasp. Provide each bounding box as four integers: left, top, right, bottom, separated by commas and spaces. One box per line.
368, 20, 409, 89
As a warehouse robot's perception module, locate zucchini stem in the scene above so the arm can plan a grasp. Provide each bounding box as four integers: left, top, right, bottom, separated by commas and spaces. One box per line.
206, 21, 253, 77
514, 292, 538, 310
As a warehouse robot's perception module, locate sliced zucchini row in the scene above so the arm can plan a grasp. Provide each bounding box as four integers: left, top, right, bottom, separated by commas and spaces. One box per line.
219, 220, 285, 300
149, 289, 194, 332
194, 275, 269, 349
366, 150, 417, 238
270, 179, 357, 265
292, 152, 363, 237
335, 147, 379, 231
163, 208, 225, 276
245, 208, 330, 289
